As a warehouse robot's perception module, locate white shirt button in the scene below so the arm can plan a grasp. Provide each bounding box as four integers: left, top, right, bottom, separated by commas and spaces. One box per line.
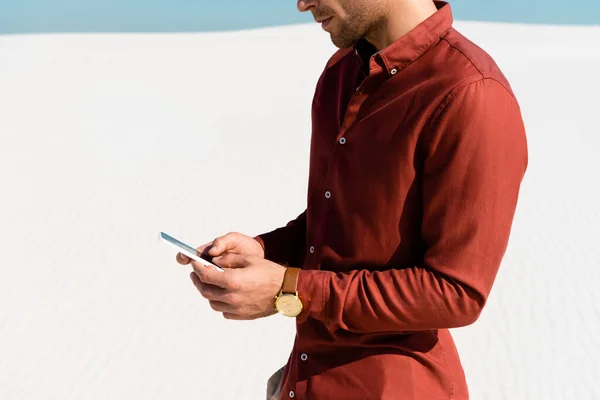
391, 68, 398, 75
325, 191, 331, 199
339, 137, 346, 145
301, 353, 308, 361
309, 246, 315, 254
289, 391, 295, 398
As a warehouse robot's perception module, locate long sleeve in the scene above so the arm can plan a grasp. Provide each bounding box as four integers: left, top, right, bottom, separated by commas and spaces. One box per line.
295, 78, 528, 333
254, 210, 307, 268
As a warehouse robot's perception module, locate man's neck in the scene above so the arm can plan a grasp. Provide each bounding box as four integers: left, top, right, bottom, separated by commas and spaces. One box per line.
366, 0, 439, 51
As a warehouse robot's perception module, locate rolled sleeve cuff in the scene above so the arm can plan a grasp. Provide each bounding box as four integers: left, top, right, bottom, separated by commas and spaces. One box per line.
253, 228, 305, 268
297, 269, 332, 323
253, 231, 294, 265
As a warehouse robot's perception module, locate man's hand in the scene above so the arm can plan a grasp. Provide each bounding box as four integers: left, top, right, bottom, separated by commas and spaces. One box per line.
189, 254, 286, 320
176, 232, 264, 265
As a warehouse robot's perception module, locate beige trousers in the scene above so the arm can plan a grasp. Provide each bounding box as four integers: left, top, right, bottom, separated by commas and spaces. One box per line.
266, 365, 286, 400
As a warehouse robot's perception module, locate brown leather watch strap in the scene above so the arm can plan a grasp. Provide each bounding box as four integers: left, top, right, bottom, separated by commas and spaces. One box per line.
282, 267, 301, 294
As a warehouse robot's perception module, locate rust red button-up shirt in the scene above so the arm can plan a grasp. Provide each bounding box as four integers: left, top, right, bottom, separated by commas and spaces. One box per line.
256, 2, 528, 399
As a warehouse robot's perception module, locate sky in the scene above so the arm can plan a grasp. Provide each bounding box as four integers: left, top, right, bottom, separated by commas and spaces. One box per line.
1, 0, 599, 35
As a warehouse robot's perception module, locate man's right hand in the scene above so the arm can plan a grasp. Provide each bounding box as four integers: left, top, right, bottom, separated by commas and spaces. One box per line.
176, 232, 265, 266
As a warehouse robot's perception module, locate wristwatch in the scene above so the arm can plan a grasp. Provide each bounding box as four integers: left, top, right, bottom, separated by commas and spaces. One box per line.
274, 267, 303, 317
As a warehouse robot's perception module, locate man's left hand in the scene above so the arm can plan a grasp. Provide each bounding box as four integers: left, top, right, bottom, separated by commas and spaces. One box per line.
189, 254, 287, 320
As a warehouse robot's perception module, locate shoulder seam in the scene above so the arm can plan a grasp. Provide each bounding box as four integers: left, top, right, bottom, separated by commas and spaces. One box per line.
440, 37, 484, 78
427, 76, 481, 126
440, 36, 515, 96
427, 77, 516, 131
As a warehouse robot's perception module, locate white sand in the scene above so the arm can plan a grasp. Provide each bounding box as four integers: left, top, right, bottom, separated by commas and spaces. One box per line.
1, 20, 599, 399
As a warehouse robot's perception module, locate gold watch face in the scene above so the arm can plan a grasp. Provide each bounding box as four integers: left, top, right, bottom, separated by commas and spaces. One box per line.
275, 293, 303, 317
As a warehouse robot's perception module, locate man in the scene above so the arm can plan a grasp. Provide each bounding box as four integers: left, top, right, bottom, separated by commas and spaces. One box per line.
177, 0, 528, 398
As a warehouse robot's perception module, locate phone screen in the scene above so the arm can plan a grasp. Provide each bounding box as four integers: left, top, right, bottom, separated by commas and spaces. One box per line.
160, 232, 213, 263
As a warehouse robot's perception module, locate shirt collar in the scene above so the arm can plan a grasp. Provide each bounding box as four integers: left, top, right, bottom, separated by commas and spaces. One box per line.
353, 1, 453, 76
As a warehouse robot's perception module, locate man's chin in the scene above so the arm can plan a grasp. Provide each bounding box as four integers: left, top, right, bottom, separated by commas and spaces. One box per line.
330, 34, 357, 49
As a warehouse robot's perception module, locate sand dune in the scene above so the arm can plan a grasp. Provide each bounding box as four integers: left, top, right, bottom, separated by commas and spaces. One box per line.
1, 20, 599, 399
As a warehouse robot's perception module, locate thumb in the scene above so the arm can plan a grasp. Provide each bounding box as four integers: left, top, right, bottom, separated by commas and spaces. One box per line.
207, 240, 223, 256
208, 233, 237, 256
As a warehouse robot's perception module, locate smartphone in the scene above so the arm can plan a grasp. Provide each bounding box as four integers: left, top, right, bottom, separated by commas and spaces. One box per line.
159, 231, 224, 272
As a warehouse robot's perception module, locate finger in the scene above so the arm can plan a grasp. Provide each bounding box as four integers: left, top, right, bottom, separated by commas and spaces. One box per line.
191, 261, 229, 288
209, 300, 236, 313
176, 252, 190, 265
208, 233, 240, 256
195, 241, 213, 258
190, 272, 227, 301
222, 312, 250, 320
212, 253, 250, 270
